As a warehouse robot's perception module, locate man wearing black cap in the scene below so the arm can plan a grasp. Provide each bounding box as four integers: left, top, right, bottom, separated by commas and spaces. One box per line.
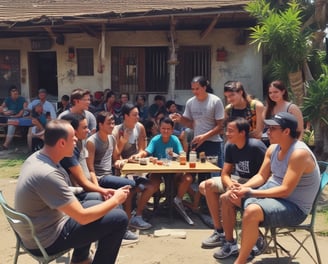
214, 112, 321, 263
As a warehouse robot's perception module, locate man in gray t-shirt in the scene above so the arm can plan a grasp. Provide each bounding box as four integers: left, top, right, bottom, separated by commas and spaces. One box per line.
15, 119, 129, 264
170, 76, 224, 163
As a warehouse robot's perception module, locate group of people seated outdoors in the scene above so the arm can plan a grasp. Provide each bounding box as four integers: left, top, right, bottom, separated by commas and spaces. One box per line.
2, 76, 321, 264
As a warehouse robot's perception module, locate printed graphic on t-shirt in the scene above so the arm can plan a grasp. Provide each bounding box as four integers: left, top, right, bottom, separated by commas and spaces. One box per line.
236, 161, 250, 174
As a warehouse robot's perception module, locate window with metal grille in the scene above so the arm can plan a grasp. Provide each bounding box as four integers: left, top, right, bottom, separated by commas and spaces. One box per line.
145, 47, 168, 93
77, 48, 94, 76
111, 46, 210, 94
111, 47, 168, 94
176, 46, 211, 90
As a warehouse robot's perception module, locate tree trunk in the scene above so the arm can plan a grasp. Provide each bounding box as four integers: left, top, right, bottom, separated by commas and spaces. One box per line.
315, 0, 327, 30
313, 120, 328, 160
288, 70, 304, 106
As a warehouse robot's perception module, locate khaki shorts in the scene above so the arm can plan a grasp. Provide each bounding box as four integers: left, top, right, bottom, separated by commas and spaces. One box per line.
212, 175, 249, 193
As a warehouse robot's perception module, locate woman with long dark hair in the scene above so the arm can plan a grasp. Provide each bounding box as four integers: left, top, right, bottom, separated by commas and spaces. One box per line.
263, 80, 303, 139
224, 81, 264, 139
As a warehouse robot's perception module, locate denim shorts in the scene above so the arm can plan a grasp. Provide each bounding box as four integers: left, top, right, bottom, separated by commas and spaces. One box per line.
243, 181, 307, 227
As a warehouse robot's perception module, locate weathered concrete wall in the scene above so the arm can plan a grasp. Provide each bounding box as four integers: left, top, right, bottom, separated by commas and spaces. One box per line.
0, 28, 262, 105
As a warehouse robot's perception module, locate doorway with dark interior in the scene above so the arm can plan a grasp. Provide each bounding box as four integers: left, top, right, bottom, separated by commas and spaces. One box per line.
28, 52, 58, 101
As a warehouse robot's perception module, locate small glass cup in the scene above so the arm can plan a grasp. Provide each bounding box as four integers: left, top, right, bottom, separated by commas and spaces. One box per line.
179, 152, 187, 165
189, 161, 196, 168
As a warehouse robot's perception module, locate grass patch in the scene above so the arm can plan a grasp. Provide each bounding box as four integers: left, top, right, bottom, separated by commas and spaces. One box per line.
0, 154, 26, 179
321, 209, 328, 222
316, 209, 328, 237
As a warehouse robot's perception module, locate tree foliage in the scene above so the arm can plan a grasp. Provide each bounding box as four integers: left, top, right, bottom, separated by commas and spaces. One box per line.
245, 0, 311, 83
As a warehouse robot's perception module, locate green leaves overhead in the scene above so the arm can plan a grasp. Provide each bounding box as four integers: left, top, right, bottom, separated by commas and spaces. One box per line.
245, 0, 310, 80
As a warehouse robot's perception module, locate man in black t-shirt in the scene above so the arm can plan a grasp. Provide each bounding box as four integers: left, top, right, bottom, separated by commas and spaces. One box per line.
199, 117, 267, 249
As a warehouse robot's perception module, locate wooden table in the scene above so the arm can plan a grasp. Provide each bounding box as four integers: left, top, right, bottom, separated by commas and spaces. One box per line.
121, 160, 221, 175
121, 160, 221, 223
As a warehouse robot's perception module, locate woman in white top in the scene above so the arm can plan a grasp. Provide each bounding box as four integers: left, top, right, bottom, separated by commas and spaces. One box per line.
263, 80, 304, 139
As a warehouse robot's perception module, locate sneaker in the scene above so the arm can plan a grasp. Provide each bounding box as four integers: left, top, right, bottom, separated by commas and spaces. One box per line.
173, 196, 194, 225
129, 215, 152, 230
213, 240, 239, 259
201, 231, 225, 248
121, 230, 139, 246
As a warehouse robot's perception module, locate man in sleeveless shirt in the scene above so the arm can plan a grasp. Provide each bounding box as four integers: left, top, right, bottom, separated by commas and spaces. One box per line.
214, 112, 320, 264
112, 103, 155, 230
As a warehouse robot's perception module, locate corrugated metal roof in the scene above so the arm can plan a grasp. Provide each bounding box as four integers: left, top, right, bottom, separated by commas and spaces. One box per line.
0, 0, 250, 22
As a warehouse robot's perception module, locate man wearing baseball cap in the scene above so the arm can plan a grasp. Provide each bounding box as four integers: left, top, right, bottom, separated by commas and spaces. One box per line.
215, 112, 320, 263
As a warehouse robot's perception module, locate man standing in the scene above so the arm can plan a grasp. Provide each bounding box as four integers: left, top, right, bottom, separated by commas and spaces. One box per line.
200, 117, 266, 249
15, 119, 129, 264
170, 76, 224, 168
215, 112, 320, 264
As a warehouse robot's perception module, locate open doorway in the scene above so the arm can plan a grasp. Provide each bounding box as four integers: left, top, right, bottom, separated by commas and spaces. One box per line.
28, 52, 58, 100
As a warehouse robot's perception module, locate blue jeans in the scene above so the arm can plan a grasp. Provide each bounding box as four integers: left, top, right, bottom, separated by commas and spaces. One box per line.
98, 175, 136, 189
30, 200, 128, 264
76, 191, 103, 202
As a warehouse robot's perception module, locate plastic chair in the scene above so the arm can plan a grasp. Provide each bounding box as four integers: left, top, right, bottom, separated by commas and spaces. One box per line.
264, 160, 328, 264
0, 191, 70, 264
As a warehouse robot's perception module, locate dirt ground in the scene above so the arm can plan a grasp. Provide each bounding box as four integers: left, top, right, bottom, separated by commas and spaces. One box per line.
1, 176, 328, 264
1, 143, 328, 263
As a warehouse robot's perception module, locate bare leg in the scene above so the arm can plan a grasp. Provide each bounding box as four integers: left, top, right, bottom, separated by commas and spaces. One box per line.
234, 204, 264, 264
220, 192, 238, 241
201, 179, 222, 230
176, 173, 193, 199
135, 174, 161, 216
